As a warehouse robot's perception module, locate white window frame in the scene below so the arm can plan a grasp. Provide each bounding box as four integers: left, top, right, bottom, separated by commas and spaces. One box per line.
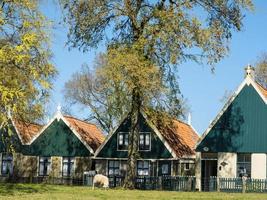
117, 132, 129, 151
137, 160, 150, 176
1, 153, 13, 176
62, 157, 75, 177
38, 156, 51, 176
138, 132, 151, 151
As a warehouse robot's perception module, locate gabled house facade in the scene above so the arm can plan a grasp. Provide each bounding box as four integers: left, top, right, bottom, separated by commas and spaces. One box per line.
0, 109, 104, 180
195, 66, 267, 191
94, 111, 199, 178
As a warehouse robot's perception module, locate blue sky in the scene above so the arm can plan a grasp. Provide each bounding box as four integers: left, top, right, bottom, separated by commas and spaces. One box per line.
42, 1, 267, 135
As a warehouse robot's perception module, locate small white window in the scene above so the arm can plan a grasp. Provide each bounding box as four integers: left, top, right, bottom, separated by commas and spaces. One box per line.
119, 134, 124, 145
162, 164, 169, 175
62, 157, 74, 177
39, 157, 51, 176
1, 154, 13, 176
185, 163, 190, 171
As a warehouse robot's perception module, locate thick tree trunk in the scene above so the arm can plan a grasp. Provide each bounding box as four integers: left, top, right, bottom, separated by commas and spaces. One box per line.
124, 88, 141, 189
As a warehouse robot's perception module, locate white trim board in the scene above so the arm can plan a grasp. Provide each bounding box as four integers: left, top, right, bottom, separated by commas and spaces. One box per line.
94, 110, 177, 159
28, 111, 94, 155
196, 76, 267, 149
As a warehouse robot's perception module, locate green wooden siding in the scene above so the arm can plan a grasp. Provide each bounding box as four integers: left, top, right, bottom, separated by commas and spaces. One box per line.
97, 114, 173, 159
196, 84, 267, 153
0, 123, 23, 153
25, 119, 91, 156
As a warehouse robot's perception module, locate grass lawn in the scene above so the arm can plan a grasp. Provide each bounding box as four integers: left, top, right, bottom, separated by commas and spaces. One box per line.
0, 184, 267, 200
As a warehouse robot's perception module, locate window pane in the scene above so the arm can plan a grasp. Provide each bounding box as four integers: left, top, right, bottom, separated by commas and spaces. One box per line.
109, 161, 114, 167
140, 135, 144, 145
125, 134, 128, 145
143, 161, 149, 168
162, 164, 169, 174
39, 163, 44, 176
237, 153, 251, 177
145, 134, 150, 145
114, 161, 119, 168
119, 134, 123, 145
143, 169, 149, 176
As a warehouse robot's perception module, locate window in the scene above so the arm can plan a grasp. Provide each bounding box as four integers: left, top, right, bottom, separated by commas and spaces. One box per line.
39, 157, 51, 176
118, 132, 128, 150
1, 154, 13, 176
237, 154, 251, 177
139, 132, 150, 150
137, 160, 149, 176
161, 164, 169, 175
62, 157, 74, 177
108, 160, 120, 176
184, 163, 190, 171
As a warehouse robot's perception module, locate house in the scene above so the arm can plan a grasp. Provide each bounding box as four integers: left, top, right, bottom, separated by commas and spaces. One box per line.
94, 111, 199, 178
0, 108, 104, 180
195, 66, 267, 191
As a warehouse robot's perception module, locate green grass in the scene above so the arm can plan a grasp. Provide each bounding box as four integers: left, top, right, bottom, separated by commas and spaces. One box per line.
0, 184, 267, 200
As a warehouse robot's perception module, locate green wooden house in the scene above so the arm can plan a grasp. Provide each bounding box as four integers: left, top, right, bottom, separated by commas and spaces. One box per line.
0, 109, 104, 180
195, 66, 267, 191
94, 111, 199, 177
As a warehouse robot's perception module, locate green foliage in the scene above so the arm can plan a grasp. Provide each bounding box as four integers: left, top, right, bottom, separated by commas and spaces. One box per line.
0, 0, 57, 125
61, 0, 253, 188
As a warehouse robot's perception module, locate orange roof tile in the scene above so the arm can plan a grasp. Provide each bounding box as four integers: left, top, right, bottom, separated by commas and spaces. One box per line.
155, 119, 199, 157
13, 120, 42, 144
64, 116, 105, 151
255, 82, 267, 99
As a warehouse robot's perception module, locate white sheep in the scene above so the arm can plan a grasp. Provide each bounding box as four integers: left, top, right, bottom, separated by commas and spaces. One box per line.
92, 174, 109, 189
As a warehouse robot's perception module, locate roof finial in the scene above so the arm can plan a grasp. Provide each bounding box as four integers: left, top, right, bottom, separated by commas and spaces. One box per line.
245, 64, 255, 79
188, 113, 191, 126
56, 104, 62, 121
57, 104, 61, 113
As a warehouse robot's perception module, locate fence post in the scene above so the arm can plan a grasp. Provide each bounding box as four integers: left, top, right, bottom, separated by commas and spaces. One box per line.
242, 176, 247, 193
216, 177, 220, 192
187, 177, 192, 191
158, 176, 163, 190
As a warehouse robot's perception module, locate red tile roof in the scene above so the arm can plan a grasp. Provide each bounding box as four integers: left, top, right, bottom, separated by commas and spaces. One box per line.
255, 82, 267, 99
13, 120, 42, 144
64, 116, 105, 151
155, 119, 199, 157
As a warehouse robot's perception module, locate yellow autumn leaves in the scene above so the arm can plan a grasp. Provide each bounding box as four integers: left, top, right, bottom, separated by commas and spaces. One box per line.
0, 0, 57, 124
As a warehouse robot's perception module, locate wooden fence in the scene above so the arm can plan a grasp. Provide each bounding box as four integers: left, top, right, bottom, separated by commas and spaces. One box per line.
206, 177, 267, 193
108, 176, 196, 191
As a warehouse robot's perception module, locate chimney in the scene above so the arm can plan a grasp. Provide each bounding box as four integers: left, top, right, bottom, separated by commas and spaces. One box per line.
245, 64, 255, 79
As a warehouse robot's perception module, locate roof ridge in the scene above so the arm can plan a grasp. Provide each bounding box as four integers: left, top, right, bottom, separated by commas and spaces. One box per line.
63, 115, 97, 127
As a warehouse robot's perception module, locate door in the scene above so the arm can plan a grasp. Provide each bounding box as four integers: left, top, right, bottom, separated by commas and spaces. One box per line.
201, 160, 217, 191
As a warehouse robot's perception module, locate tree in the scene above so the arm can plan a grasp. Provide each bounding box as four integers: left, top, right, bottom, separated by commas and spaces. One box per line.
61, 0, 253, 188
64, 58, 130, 134
0, 1, 57, 130
255, 53, 267, 88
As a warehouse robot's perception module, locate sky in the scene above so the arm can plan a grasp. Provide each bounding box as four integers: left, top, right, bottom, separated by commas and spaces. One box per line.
42, 1, 267, 135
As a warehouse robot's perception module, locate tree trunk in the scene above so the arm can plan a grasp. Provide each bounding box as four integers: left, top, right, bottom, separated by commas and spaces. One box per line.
124, 88, 142, 189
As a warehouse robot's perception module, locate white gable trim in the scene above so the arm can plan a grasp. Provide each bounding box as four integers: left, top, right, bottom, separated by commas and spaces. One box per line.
94, 113, 129, 157
28, 111, 94, 154
196, 76, 267, 149
28, 111, 62, 145
10, 119, 25, 145
95, 110, 178, 159
141, 111, 178, 158
60, 116, 94, 154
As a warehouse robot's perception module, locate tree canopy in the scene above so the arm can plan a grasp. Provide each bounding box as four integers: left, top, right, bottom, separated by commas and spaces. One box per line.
61, 0, 253, 188
0, 0, 57, 127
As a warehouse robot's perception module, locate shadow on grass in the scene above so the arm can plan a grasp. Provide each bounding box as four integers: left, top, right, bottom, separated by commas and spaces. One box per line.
0, 183, 55, 196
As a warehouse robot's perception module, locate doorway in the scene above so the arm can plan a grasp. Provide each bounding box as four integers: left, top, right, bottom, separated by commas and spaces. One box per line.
201, 160, 217, 191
